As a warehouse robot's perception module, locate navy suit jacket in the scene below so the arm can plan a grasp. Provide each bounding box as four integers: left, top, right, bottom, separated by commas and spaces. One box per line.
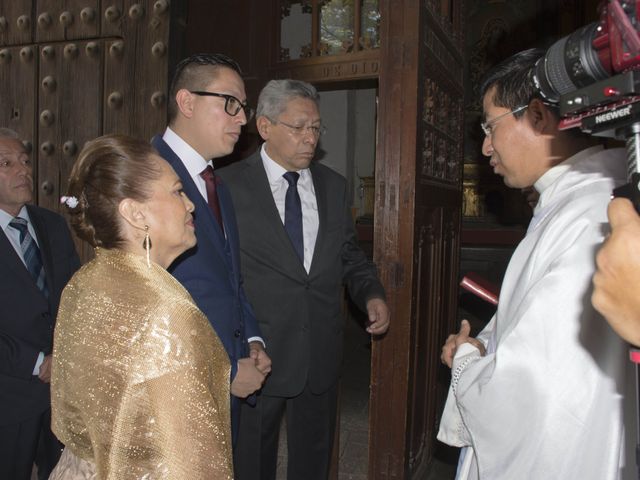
151, 135, 262, 383
0, 205, 80, 426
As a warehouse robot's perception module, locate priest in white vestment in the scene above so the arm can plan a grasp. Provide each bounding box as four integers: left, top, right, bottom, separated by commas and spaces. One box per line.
438, 48, 631, 480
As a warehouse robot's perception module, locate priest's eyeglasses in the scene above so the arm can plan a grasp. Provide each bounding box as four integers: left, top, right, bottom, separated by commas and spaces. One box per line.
190, 91, 255, 121
272, 120, 327, 138
480, 105, 528, 137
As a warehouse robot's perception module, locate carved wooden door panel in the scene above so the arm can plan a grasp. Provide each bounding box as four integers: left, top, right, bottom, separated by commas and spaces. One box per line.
0, 0, 172, 261
370, 0, 464, 478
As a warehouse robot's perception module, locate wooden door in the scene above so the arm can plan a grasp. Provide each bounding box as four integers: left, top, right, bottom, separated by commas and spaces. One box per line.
369, 0, 465, 477
0, 0, 174, 261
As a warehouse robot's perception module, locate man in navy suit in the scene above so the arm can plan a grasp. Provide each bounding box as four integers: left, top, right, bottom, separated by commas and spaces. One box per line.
151, 54, 270, 440
0, 128, 80, 479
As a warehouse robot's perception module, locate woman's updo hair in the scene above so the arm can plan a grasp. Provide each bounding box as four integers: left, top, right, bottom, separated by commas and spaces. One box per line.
65, 134, 162, 248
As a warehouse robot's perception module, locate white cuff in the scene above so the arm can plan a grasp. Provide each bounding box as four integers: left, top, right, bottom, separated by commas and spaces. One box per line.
247, 336, 265, 348
32, 351, 44, 375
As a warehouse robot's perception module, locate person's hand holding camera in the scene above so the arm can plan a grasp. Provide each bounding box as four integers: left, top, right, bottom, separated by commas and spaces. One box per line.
592, 197, 640, 346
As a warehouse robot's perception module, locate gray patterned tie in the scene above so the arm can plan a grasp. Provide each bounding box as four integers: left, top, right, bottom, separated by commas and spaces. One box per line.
9, 217, 48, 297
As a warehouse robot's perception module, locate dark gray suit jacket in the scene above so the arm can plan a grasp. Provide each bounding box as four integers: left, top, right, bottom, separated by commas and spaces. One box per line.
0, 205, 80, 426
219, 151, 385, 397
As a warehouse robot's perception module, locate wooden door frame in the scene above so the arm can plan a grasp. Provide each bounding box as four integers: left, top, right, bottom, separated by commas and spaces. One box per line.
369, 0, 424, 477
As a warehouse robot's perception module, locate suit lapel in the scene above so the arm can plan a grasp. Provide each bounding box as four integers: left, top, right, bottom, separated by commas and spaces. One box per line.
243, 153, 307, 277
215, 181, 240, 270
27, 206, 55, 295
308, 163, 327, 277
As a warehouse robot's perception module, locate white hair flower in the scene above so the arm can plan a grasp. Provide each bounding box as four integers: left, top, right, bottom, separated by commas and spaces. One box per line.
60, 196, 79, 209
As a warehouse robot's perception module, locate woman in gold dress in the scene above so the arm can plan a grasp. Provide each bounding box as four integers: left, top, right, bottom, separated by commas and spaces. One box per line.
49, 135, 233, 479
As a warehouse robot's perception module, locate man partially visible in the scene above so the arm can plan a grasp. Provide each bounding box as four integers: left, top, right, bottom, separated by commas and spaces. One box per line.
0, 128, 80, 479
438, 49, 629, 479
593, 197, 640, 346
219, 79, 390, 480
151, 53, 270, 440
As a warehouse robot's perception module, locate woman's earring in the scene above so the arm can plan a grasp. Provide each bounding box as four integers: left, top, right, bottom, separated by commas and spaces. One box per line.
142, 225, 152, 267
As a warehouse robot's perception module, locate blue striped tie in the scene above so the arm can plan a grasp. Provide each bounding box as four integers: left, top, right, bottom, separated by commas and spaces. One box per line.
9, 217, 48, 297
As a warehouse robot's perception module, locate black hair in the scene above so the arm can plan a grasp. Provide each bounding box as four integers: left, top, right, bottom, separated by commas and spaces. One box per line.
479, 48, 545, 116
168, 53, 242, 122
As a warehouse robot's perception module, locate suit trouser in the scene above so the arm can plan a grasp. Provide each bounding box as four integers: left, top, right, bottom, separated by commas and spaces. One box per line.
234, 382, 338, 480
0, 408, 62, 480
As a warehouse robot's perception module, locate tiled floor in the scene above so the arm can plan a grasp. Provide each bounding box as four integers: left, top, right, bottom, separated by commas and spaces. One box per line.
275, 309, 457, 480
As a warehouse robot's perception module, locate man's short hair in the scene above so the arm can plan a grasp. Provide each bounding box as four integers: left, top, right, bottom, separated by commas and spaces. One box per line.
0, 128, 20, 140
168, 53, 242, 123
479, 48, 545, 116
257, 79, 319, 120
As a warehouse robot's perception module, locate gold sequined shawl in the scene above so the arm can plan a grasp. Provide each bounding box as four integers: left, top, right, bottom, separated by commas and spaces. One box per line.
51, 248, 232, 479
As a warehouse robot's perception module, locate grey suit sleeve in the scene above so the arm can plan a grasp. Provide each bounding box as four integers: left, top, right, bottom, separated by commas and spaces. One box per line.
339, 186, 386, 311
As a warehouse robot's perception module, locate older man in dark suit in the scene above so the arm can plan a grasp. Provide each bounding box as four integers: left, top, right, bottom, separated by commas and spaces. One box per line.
0, 128, 80, 479
219, 79, 390, 480
151, 53, 270, 441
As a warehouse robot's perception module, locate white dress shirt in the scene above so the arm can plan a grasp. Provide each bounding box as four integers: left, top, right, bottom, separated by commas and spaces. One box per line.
260, 144, 319, 273
162, 126, 212, 201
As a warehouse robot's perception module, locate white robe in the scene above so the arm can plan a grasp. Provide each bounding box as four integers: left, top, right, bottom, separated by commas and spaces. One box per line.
438, 146, 631, 480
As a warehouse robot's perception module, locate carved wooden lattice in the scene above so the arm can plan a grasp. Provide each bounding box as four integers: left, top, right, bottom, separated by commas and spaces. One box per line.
408, 0, 465, 473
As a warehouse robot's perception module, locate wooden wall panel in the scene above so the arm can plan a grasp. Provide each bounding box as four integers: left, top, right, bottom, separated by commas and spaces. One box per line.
35, 0, 100, 43
102, 0, 126, 37
369, 0, 421, 477
183, 0, 274, 112
0, 0, 172, 262
0, 1, 33, 46
37, 41, 102, 211
0, 44, 36, 166
103, 0, 171, 139
408, 0, 465, 472
370, 0, 464, 478
407, 206, 443, 473
37, 40, 102, 259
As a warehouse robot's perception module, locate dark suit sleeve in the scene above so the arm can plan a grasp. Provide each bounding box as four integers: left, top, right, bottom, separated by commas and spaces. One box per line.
0, 330, 42, 379
239, 282, 262, 342
339, 183, 386, 312
0, 210, 80, 379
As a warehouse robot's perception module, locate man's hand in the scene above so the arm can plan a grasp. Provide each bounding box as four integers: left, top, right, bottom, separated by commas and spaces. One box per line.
231, 358, 267, 398
366, 298, 390, 335
38, 354, 52, 383
249, 341, 272, 375
440, 320, 486, 368
592, 198, 640, 346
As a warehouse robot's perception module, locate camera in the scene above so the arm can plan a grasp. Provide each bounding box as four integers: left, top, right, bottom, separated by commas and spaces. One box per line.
533, 0, 640, 122
532, 0, 640, 206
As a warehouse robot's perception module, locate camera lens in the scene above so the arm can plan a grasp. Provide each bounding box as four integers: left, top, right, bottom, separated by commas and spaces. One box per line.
533, 22, 609, 103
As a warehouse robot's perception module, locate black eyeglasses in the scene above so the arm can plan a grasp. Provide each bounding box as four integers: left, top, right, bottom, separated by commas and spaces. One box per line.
190, 91, 255, 121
